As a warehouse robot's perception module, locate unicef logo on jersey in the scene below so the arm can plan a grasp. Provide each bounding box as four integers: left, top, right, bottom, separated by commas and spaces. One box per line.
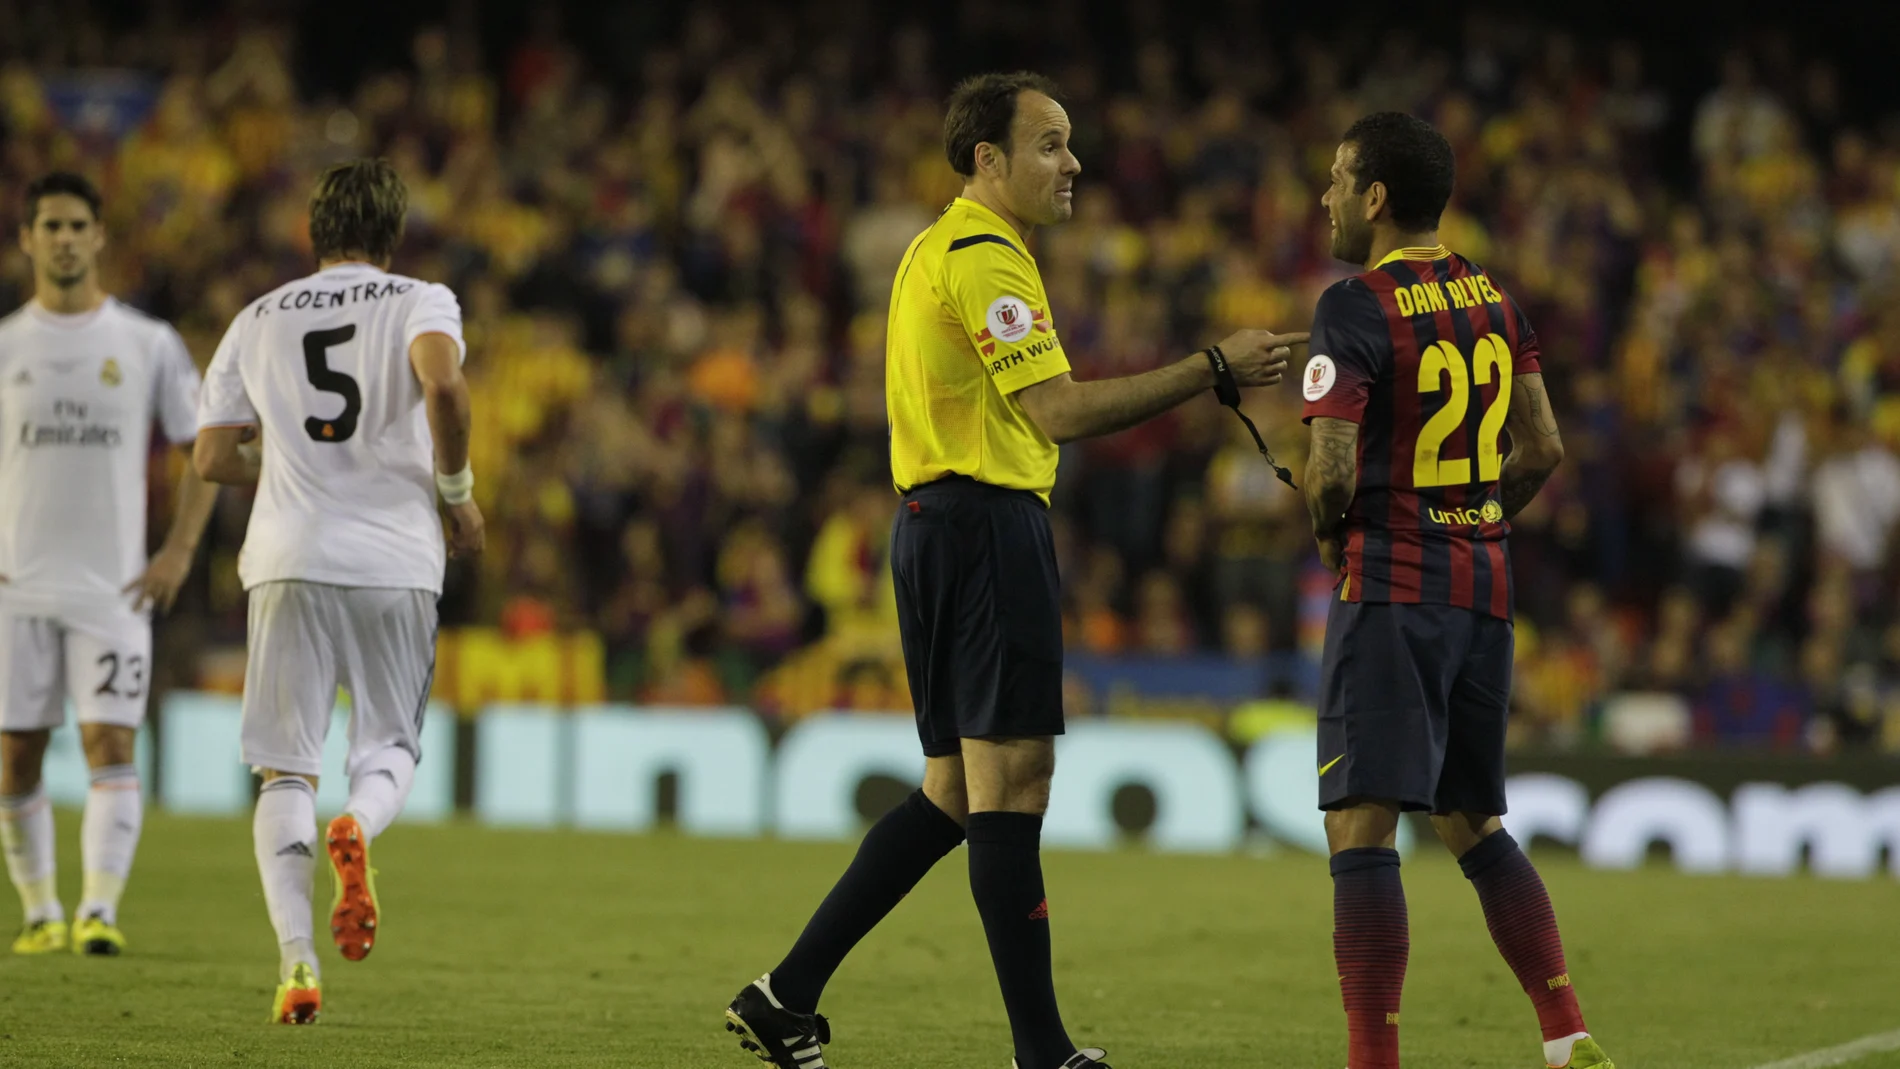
1428, 500, 1506, 526
986, 296, 1034, 344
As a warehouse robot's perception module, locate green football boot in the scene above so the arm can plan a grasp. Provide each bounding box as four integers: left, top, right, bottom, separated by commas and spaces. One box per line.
1551, 1037, 1615, 1069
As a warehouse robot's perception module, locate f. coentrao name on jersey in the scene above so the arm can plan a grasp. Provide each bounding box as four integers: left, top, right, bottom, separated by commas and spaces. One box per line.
198, 262, 465, 595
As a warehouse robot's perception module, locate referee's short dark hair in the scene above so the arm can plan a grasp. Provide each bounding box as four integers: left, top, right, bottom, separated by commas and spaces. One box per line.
308, 158, 408, 263
24, 172, 103, 223
1342, 112, 1456, 232
944, 71, 1061, 177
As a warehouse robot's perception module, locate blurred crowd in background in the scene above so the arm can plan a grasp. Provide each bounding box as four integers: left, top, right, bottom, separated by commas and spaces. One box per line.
4, 1, 1900, 752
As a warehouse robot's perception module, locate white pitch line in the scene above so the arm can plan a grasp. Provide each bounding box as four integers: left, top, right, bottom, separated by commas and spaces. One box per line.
1749, 1029, 1900, 1069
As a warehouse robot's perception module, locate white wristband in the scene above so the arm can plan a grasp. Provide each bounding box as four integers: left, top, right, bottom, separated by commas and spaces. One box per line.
435, 465, 473, 505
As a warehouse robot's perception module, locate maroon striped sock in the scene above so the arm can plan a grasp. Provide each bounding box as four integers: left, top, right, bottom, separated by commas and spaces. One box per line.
1459, 831, 1587, 1044
1331, 847, 1407, 1069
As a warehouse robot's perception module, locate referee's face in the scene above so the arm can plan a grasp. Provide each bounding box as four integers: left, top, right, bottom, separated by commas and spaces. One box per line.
1002, 91, 1080, 227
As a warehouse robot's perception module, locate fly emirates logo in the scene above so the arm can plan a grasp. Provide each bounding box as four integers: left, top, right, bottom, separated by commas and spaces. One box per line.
18, 398, 122, 448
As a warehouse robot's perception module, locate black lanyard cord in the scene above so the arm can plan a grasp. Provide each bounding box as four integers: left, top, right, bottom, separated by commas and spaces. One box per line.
1204, 345, 1297, 489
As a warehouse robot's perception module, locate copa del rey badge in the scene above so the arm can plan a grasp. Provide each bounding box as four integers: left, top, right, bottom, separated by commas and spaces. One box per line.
1302, 355, 1336, 401
986, 295, 1033, 344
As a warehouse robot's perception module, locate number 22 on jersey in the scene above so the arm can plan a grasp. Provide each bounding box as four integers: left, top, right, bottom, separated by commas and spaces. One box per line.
1413, 334, 1512, 488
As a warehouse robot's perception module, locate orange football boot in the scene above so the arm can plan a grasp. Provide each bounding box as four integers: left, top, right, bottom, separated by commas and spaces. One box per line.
324, 814, 380, 962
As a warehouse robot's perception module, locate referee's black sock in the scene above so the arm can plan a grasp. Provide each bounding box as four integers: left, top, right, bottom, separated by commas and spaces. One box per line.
968, 810, 1074, 1069
769, 789, 965, 1014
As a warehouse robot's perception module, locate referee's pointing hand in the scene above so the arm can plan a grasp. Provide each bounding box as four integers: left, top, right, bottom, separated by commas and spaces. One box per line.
1218, 329, 1310, 387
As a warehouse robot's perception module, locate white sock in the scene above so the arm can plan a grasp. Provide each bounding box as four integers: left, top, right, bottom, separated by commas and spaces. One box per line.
345, 749, 417, 842
279, 937, 319, 981
78, 764, 142, 925
253, 777, 318, 979
1545, 1032, 1589, 1067
0, 785, 61, 924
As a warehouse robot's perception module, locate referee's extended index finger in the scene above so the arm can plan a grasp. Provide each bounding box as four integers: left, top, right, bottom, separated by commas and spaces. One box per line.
1267, 331, 1310, 347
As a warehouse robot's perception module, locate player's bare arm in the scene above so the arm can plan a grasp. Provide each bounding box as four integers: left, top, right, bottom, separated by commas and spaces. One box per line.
1015, 328, 1306, 444
193, 425, 261, 485
1497, 371, 1563, 520
410, 331, 483, 559
1305, 415, 1360, 571
123, 461, 220, 613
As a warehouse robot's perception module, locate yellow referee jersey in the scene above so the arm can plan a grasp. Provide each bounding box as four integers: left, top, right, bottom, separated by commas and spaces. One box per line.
886, 197, 1070, 503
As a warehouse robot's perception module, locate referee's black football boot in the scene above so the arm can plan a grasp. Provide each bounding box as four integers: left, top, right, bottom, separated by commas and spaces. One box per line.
726, 974, 832, 1068
1013, 1048, 1111, 1069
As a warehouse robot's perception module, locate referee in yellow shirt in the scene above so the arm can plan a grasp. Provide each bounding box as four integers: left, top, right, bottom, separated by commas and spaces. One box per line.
727, 72, 1305, 1069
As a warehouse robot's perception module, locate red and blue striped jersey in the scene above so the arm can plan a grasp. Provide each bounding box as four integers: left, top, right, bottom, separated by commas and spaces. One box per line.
1300, 245, 1542, 620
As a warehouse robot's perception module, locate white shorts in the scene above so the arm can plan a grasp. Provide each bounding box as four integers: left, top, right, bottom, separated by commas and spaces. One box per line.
241, 581, 437, 777
0, 611, 152, 731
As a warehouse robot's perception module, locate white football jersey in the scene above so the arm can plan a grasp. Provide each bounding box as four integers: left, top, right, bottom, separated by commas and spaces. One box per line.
199, 263, 464, 594
0, 299, 201, 619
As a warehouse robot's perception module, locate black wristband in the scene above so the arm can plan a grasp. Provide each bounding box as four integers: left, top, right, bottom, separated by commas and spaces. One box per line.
1204, 345, 1242, 408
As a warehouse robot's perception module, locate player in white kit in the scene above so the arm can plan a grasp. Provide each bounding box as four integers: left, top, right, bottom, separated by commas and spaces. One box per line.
0, 173, 220, 957
193, 159, 482, 1024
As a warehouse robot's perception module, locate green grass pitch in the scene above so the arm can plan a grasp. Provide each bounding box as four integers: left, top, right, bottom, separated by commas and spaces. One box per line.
3, 810, 1899, 1068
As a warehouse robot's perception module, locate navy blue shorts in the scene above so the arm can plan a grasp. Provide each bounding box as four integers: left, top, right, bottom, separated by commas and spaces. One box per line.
1316, 599, 1513, 815
891, 477, 1065, 757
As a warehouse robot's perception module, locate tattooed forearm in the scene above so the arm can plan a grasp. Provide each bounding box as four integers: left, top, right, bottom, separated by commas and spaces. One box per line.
1305, 417, 1360, 537
1527, 385, 1560, 437
1497, 371, 1563, 519
1498, 458, 1554, 520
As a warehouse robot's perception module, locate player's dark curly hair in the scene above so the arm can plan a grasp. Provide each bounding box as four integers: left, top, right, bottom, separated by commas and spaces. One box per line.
24, 172, 103, 223
1342, 112, 1455, 232
944, 71, 1061, 177
308, 158, 408, 263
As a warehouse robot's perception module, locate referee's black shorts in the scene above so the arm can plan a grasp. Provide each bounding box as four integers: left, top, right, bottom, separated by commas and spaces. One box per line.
890, 476, 1065, 757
